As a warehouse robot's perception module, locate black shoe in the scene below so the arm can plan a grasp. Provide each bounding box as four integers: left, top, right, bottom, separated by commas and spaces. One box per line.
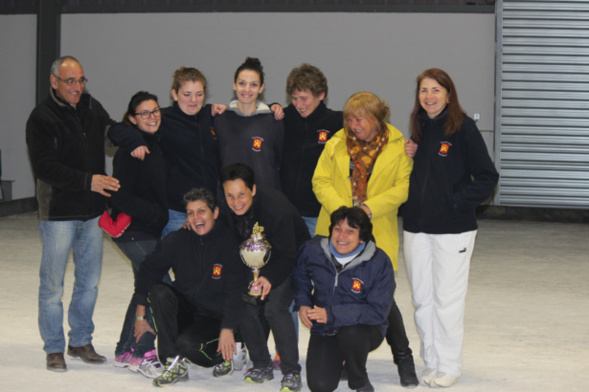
46, 353, 67, 372
67, 344, 106, 364
356, 381, 374, 392
397, 355, 418, 388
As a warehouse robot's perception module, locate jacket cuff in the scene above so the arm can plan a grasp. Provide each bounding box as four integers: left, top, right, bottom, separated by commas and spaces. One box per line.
84, 172, 93, 191
134, 293, 148, 307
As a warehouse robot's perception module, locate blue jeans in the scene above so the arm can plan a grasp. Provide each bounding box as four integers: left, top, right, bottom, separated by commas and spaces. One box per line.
115, 239, 158, 357
294, 215, 318, 340
38, 216, 103, 354
302, 216, 318, 237
161, 209, 186, 238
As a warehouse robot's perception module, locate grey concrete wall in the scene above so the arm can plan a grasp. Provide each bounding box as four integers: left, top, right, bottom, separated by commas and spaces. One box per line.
0, 15, 37, 200
1, 12, 495, 200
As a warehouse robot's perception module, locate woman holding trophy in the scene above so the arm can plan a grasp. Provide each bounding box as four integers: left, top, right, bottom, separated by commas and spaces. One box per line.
219, 163, 309, 392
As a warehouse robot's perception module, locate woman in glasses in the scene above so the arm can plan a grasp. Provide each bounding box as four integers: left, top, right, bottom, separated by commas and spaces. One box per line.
108, 67, 225, 237
108, 91, 168, 379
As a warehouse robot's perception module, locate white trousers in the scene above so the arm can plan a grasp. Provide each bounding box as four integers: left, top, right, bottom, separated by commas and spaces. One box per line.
403, 230, 477, 377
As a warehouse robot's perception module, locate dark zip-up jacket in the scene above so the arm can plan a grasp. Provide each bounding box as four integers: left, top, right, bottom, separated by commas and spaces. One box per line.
108, 102, 220, 211
26, 89, 113, 221
133, 220, 248, 330
110, 124, 168, 242
292, 236, 395, 337
220, 186, 310, 289
402, 111, 499, 234
280, 102, 342, 217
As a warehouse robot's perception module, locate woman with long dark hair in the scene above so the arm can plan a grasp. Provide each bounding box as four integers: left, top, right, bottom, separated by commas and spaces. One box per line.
403, 68, 498, 387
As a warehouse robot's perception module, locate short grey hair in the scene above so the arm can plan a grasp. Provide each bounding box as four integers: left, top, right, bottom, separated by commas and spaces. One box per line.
50, 55, 81, 77
183, 187, 216, 212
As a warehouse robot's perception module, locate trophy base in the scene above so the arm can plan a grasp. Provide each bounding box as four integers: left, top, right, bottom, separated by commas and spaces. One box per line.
242, 292, 268, 305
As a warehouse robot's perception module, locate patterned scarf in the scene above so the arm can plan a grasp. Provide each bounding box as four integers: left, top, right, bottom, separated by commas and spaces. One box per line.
347, 129, 388, 205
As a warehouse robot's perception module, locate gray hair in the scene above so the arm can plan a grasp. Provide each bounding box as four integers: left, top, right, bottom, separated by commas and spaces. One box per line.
50, 55, 81, 77
183, 187, 217, 212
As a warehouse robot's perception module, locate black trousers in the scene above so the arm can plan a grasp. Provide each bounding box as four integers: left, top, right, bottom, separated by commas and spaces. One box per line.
239, 277, 301, 374
385, 298, 413, 362
148, 283, 223, 367
306, 325, 384, 392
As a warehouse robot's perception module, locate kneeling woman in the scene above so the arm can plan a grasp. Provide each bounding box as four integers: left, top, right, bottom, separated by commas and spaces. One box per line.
293, 206, 394, 392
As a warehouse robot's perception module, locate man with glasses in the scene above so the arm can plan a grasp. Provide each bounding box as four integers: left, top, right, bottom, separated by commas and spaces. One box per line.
26, 55, 120, 372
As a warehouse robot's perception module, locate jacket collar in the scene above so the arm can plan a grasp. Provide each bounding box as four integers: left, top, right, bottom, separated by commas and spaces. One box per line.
287, 101, 327, 122
319, 237, 377, 271
419, 107, 449, 123
50, 87, 91, 112
228, 99, 272, 117
171, 101, 202, 120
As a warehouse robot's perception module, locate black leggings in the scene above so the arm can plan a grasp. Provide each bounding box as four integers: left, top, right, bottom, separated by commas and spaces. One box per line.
149, 283, 224, 367
385, 298, 413, 361
306, 325, 384, 392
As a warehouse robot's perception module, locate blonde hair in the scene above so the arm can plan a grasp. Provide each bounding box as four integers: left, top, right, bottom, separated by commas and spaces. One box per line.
343, 92, 390, 137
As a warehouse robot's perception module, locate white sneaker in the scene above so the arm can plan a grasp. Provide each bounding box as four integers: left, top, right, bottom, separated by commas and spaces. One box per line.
232, 342, 248, 371
432, 372, 459, 388
422, 368, 437, 386
128, 350, 163, 379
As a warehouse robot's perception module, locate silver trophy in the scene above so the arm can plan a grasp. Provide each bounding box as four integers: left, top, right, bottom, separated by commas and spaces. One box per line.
240, 222, 272, 305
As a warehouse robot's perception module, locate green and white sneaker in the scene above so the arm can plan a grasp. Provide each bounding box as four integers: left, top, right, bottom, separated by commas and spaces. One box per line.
244, 365, 274, 384
280, 371, 302, 392
212, 360, 234, 377
152, 356, 188, 387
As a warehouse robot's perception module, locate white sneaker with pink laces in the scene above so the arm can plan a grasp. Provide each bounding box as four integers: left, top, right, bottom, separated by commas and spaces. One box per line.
128, 350, 163, 379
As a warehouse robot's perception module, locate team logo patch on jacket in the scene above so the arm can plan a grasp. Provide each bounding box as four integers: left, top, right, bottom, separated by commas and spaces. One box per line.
252, 137, 263, 151
212, 264, 222, 279
318, 130, 329, 143
438, 142, 452, 157
351, 278, 363, 293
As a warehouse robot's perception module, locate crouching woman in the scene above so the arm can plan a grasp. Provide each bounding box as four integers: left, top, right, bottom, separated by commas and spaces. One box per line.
292, 206, 394, 392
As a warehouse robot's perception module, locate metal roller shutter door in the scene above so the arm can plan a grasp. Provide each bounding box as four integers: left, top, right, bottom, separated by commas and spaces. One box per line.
497, 0, 589, 208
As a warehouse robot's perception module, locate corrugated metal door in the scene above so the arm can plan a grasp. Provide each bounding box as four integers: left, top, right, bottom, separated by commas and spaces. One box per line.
496, 0, 589, 208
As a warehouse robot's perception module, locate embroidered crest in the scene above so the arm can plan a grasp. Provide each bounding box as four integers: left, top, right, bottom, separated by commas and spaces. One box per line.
351, 278, 363, 293
438, 142, 451, 157
252, 137, 263, 151
212, 264, 222, 279
318, 130, 328, 143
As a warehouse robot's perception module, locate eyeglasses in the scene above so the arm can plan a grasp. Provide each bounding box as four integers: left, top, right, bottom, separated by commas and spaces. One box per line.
134, 108, 161, 119
56, 76, 88, 86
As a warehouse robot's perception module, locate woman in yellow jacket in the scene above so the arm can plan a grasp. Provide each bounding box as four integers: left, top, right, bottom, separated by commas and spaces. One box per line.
312, 91, 418, 388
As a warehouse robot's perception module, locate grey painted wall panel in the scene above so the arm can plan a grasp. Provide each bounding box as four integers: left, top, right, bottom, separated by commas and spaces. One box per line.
0, 15, 37, 200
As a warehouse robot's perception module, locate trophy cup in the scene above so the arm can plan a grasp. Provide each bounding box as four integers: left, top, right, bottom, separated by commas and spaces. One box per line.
240, 222, 272, 305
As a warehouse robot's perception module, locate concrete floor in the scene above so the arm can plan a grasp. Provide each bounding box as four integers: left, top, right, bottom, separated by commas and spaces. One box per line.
0, 212, 588, 391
